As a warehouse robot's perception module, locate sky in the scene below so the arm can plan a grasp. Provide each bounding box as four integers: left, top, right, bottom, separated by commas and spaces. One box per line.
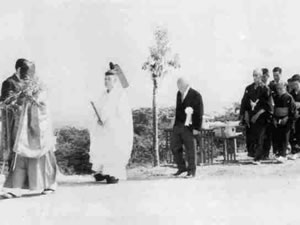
1, 0, 300, 127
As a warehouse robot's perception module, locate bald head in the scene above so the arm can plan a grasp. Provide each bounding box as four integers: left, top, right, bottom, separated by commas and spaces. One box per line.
253, 68, 262, 84
253, 68, 262, 76
177, 77, 189, 94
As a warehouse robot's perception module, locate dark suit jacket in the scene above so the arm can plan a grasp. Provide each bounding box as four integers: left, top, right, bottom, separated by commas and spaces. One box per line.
0, 74, 22, 102
174, 88, 204, 130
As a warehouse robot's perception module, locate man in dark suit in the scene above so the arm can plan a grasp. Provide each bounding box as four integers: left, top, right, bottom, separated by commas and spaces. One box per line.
171, 78, 203, 178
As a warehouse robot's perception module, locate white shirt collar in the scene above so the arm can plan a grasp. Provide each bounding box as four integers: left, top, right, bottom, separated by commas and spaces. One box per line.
182, 86, 190, 101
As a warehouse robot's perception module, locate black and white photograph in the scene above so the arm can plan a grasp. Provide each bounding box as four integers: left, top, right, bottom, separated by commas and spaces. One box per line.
0, 0, 300, 224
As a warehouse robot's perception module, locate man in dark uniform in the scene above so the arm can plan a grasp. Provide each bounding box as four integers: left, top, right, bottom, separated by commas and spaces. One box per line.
261, 68, 273, 159
269, 67, 283, 98
272, 82, 296, 162
240, 69, 272, 164
287, 78, 294, 94
289, 74, 300, 158
171, 77, 203, 178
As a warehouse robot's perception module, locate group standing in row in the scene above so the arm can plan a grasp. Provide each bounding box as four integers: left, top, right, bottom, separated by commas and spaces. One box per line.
240, 67, 300, 164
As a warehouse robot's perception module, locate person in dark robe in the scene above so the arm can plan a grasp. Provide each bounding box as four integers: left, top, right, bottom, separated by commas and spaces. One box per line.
1, 59, 29, 171
261, 68, 273, 159
288, 74, 300, 158
240, 69, 272, 164
1, 59, 57, 198
171, 77, 203, 178
272, 82, 296, 163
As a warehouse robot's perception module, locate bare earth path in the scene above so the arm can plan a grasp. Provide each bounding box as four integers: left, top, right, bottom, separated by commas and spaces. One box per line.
1, 156, 300, 225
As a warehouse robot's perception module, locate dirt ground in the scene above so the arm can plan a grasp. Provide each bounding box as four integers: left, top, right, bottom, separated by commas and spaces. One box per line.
1, 153, 300, 225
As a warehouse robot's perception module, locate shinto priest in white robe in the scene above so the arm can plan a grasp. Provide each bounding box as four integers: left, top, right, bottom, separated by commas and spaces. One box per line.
89, 66, 133, 180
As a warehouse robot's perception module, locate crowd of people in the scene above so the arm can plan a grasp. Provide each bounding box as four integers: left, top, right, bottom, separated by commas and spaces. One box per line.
5, 58, 299, 200
240, 67, 300, 164
0, 57, 205, 200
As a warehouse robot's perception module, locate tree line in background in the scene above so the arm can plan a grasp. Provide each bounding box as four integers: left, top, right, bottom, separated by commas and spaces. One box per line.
214, 102, 241, 122
54, 103, 242, 175
54, 107, 175, 175
0, 27, 243, 175
47, 26, 241, 175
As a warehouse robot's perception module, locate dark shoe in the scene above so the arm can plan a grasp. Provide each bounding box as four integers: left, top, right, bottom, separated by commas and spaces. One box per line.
252, 160, 261, 165
41, 189, 55, 195
94, 173, 108, 182
2, 192, 20, 199
247, 153, 255, 158
261, 156, 270, 160
185, 171, 196, 178
106, 176, 119, 184
173, 169, 187, 176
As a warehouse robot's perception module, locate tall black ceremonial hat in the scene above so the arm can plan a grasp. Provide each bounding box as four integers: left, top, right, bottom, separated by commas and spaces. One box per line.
106, 62, 129, 88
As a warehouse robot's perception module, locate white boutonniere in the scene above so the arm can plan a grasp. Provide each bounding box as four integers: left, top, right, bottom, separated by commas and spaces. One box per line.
185, 107, 194, 126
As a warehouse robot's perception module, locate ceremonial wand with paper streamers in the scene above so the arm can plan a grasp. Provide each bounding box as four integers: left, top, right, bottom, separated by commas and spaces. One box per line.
90, 101, 103, 126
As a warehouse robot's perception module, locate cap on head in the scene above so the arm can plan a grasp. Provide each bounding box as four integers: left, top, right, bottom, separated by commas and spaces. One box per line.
105, 62, 116, 76
105, 69, 117, 76
291, 74, 300, 82
105, 62, 129, 88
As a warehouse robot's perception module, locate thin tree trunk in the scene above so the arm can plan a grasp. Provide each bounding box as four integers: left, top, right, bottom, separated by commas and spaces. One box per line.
153, 77, 159, 166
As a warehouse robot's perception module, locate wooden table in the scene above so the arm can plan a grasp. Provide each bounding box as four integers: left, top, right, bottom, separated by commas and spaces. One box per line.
194, 129, 215, 165
164, 128, 216, 166
215, 134, 242, 163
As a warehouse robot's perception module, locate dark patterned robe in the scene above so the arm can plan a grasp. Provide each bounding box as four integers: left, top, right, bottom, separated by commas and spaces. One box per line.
0, 74, 24, 169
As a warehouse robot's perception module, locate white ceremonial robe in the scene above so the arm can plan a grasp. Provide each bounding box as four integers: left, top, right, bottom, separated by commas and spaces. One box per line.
89, 82, 133, 180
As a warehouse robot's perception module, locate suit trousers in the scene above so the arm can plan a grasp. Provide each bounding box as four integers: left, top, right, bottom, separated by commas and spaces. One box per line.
290, 119, 300, 154
263, 123, 272, 158
272, 124, 290, 157
246, 122, 266, 160
171, 124, 196, 173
